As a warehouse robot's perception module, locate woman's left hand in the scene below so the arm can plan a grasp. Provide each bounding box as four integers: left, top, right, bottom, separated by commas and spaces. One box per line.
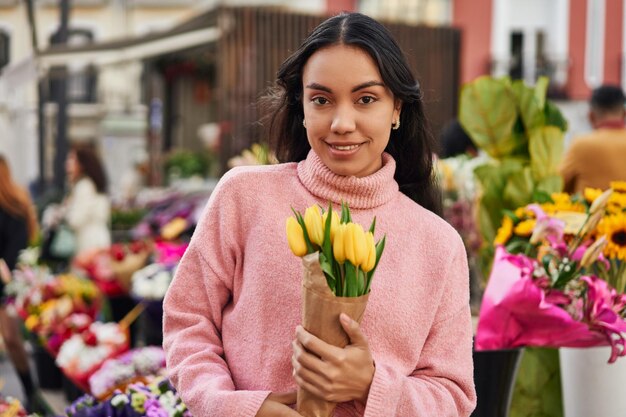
291, 313, 375, 405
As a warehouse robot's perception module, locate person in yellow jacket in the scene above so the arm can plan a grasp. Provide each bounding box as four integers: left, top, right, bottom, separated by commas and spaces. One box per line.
561, 85, 626, 194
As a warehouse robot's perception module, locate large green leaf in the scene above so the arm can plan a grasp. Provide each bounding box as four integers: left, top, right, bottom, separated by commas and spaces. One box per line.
459, 77, 519, 159
511, 78, 547, 132
510, 348, 563, 417
529, 126, 565, 180
504, 167, 535, 208
544, 101, 569, 132
474, 160, 526, 244
536, 175, 564, 195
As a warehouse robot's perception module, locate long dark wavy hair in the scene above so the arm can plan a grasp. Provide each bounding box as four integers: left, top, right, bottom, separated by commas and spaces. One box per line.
266, 12, 442, 215
72, 145, 108, 194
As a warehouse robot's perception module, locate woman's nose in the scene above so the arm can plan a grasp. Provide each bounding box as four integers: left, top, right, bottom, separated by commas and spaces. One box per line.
330, 105, 356, 134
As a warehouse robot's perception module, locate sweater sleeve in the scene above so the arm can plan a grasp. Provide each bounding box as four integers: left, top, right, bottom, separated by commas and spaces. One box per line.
162, 173, 271, 417
362, 242, 476, 417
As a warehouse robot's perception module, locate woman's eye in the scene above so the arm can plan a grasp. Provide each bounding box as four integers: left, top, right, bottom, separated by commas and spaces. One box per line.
357, 96, 377, 104
311, 97, 329, 105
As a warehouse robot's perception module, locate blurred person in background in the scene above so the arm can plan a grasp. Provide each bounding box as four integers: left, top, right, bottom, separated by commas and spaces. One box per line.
64, 144, 112, 252
561, 85, 626, 193
0, 154, 39, 410
439, 119, 478, 159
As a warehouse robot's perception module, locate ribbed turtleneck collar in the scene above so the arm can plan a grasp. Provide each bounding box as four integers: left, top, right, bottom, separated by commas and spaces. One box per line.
297, 150, 399, 209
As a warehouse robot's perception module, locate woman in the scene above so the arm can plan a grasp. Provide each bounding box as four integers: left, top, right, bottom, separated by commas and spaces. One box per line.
64, 145, 111, 253
0, 155, 39, 407
164, 13, 476, 417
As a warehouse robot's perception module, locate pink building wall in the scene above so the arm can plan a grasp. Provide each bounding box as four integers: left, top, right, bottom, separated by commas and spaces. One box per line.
453, 0, 493, 85
604, 0, 624, 86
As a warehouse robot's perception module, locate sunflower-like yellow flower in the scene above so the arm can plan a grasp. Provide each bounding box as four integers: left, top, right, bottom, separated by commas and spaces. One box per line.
514, 219, 536, 237
494, 216, 514, 245
551, 192, 571, 205
584, 187, 603, 204
515, 207, 534, 219
597, 213, 626, 260
610, 181, 626, 193
607, 192, 626, 213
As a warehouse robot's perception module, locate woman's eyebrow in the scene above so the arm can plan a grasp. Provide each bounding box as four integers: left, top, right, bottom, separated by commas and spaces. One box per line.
351, 81, 385, 92
305, 80, 385, 94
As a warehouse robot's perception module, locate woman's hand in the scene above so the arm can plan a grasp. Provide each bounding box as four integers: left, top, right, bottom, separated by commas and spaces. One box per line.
292, 313, 375, 404
256, 392, 299, 417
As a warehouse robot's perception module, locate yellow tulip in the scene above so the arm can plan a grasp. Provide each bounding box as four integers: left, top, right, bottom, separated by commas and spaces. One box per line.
344, 224, 356, 265
345, 223, 367, 267
362, 232, 376, 272
333, 224, 347, 263
355, 224, 369, 267
322, 210, 340, 242
304, 205, 324, 246
286, 217, 307, 257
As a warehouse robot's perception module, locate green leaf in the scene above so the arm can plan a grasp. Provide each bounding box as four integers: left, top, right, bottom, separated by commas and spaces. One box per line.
535, 175, 564, 195
511, 78, 546, 132
319, 253, 336, 293
366, 235, 386, 293
344, 262, 357, 297
529, 126, 565, 180
340, 201, 352, 224
531, 189, 553, 204
322, 203, 334, 267
504, 167, 535, 209
292, 208, 315, 254
459, 76, 519, 159
369, 216, 377, 234
510, 348, 563, 417
544, 101, 568, 131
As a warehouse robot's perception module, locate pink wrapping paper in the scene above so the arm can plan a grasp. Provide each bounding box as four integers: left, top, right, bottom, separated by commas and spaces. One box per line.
475, 246, 609, 351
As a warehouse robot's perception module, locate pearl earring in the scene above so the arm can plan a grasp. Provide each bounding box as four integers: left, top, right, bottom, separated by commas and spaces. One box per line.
392, 119, 400, 130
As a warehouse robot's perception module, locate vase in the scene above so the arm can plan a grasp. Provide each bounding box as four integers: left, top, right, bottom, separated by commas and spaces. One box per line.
471, 348, 523, 417
559, 346, 626, 417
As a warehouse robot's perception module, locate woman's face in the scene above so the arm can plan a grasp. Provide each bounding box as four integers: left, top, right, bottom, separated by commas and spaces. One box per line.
301, 44, 401, 178
65, 151, 81, 183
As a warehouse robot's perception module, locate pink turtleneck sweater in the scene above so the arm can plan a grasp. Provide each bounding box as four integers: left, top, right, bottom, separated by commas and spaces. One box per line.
163, 151, 476, 417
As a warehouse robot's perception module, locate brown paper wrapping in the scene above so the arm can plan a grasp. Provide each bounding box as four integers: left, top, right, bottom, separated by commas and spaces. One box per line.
296, 253, 369, 417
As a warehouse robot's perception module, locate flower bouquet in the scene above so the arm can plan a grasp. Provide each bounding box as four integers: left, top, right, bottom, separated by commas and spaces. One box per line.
8, 272, 101, 351
56, 321, 130, 391
0, 395, 34, 417
65, 378, 191, 417
73, 241, 151, 296
476, 184, 626, 363
88, 347, 167, 400
286, 203, 385, 417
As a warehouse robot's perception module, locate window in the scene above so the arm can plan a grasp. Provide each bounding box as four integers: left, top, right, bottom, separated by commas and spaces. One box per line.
509, 31, 524, 80
48, 28, 98, 103
0, 30, 9, 72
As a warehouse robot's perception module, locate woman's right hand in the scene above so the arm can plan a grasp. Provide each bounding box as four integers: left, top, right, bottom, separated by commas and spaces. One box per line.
256, 392, 300, 417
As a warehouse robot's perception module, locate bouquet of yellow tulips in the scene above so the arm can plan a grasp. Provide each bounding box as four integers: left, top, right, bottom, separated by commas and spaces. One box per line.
286, 202, 385, 297
286, 203, 385, 417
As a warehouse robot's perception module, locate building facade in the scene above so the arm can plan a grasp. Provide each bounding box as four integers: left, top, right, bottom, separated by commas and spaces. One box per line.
453, 0, 625, 100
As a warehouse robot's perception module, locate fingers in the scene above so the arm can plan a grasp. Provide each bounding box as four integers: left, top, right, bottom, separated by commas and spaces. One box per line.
292, 339, 329, 377
295, 325, 341, 362
339, 313, 368, 347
